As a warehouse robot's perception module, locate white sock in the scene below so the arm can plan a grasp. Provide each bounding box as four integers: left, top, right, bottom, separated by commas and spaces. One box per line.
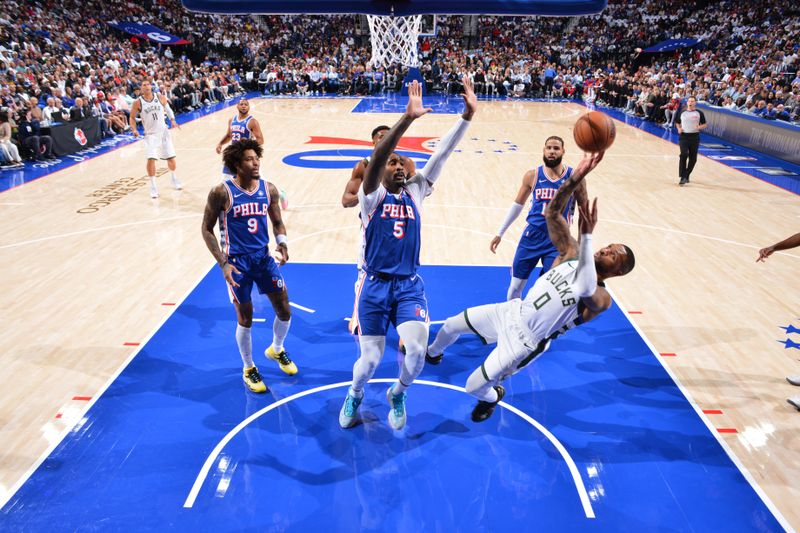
236, 325, 254, 368
271, 317, 291, 352
149, 176, 157, 189
171, 171, 181, 188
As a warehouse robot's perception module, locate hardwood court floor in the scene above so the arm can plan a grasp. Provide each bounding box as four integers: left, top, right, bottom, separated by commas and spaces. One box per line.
0, 97, 797, 528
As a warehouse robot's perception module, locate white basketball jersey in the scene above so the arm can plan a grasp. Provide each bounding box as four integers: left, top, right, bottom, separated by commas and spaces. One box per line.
519, 258, 586, 343
139, 95, 166, 135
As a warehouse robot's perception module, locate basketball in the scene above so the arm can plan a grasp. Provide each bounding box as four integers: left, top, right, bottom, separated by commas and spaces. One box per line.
573, 111, 616, 152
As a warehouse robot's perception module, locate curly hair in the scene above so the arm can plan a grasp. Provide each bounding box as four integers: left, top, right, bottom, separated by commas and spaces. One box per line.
222, 139, 262, 174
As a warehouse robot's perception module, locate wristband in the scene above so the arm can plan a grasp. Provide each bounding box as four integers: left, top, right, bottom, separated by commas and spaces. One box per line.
276, 234, 288, 247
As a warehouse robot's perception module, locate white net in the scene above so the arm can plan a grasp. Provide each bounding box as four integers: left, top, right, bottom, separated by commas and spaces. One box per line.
366, 14, 423, 68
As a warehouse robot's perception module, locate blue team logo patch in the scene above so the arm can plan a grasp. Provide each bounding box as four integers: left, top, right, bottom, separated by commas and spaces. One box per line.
415, 305, 426, 319
272, 277, 284, 289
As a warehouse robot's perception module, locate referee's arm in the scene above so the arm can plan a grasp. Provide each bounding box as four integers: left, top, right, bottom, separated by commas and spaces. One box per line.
697, 110, 708, 131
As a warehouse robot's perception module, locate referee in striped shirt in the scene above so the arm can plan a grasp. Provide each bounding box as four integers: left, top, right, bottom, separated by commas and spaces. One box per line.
676, 96, 707, 186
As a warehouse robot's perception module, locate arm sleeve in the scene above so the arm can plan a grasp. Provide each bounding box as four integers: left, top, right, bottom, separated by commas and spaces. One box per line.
497, 202, 524, 237
418, 117, 470, 185
574, 234, 598, 298
164, 104, 175, 120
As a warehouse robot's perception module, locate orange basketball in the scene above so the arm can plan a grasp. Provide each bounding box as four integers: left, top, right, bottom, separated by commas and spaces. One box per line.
573, 111, 616, 153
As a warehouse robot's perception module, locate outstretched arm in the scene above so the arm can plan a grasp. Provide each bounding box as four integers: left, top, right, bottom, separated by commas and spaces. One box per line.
545, 152, 604, 257
363, 80, 431, 195
418, 74, 477, 185
576, 198, 610, 313
757, 231, 800, 262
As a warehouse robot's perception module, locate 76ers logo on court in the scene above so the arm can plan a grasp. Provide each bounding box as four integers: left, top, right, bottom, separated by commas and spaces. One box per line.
74, 128, 88, 146
282, 135, 434, 170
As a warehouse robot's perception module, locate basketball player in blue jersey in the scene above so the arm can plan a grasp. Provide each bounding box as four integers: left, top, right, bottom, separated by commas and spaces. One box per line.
201, 139, 297, 393
426, 152, 636, 422
216, 98, 264, 179
489, 136, 588, 300
339, 78, 478, 430
342, 125, 416, 335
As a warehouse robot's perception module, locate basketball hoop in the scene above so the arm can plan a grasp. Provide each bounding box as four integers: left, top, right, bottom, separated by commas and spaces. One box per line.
366, 14, 423, 68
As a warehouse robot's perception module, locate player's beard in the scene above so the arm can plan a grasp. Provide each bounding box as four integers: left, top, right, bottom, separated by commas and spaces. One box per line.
543, 155, 562, 168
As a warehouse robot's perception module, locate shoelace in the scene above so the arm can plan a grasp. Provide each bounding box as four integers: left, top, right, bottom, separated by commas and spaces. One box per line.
276, 351, 292, 366
247, 369, 262, 383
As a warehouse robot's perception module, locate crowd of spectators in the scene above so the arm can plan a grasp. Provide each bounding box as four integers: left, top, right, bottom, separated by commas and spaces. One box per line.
1, 0, 798, 169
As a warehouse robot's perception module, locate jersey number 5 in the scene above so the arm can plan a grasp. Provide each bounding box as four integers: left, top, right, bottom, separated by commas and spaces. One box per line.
393, 221, 405, 239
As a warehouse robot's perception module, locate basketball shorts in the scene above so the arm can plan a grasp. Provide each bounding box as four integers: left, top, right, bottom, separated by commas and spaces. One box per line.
143, 130, 176, 160
355, 272, 428, 336
511, 224, 559, 280
463, 299, 549, 383
227, 247, 285, 304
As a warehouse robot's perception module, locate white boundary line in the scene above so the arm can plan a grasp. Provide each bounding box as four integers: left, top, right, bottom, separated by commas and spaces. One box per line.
608, 288, 793, 531
0, 264, 215, 510
289, 302, 316, 313
182, 378, 596, 519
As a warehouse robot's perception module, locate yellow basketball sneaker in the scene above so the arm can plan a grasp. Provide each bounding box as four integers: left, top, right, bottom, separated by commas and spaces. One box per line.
266, 346, 298, 375
243, 366, 268, 393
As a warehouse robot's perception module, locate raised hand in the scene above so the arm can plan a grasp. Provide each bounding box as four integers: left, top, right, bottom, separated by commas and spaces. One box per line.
405, 80, 432, 120
578, 197, 598, 235
460, 75, 478, 120
573, 151, 605, 180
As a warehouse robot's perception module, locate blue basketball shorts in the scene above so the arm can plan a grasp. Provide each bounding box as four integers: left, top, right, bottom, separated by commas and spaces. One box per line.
227, 248, 285, 304
511, 225, 559, 280
355, 273, 429, 336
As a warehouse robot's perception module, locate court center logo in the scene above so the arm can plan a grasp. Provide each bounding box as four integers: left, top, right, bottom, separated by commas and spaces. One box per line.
281, 135, 436, 170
